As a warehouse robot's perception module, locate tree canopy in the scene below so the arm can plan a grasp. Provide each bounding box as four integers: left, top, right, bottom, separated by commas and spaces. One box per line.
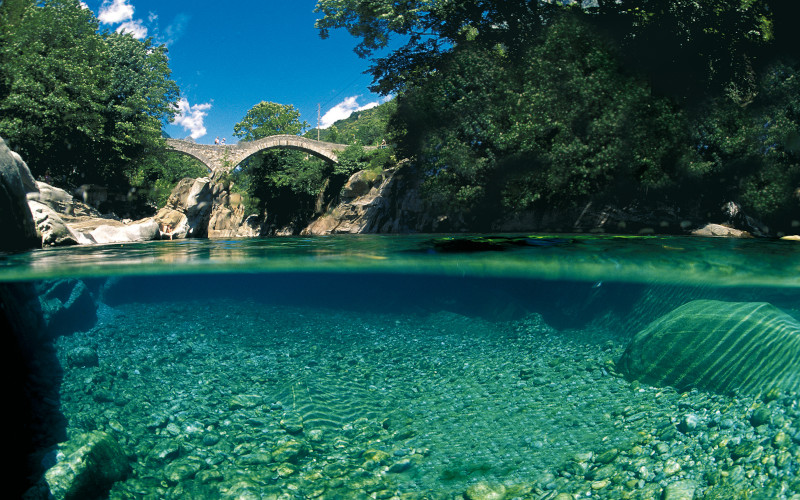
0, 0, 180, 205
316, 0, 800, 230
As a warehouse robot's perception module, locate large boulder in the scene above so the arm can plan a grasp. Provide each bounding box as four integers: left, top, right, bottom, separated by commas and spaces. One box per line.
619, 300, 800, 397
208, 187, 246, 238
0, 137, 39, 251
87, 219, 160, 244
44, 431, 130, 500
154, 177, 213, 238
28, 200, 79, 247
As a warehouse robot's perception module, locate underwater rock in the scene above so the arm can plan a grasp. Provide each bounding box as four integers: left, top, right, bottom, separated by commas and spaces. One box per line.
619, 300, 800, 396
44, 431, 130, 500
66, 347, 99, 368
465, 481, 507, 500
37, 279, 97, 337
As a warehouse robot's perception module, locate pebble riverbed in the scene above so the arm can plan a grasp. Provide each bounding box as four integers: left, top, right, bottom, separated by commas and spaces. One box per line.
51, 298, 800, 499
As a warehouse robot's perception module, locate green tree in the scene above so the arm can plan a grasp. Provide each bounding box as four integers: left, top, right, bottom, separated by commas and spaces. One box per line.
0, 0, 110, 183
99, 33, 179, 189
232, 102, 328, 227
389, 15, 691, 221
0, 0, 179, 199
233, 101, 308, 140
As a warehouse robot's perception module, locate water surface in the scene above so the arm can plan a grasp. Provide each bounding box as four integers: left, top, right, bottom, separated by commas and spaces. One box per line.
4, 235, 800, 499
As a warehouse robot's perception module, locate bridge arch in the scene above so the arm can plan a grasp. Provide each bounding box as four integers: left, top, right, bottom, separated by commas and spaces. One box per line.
165, 135, 351, 174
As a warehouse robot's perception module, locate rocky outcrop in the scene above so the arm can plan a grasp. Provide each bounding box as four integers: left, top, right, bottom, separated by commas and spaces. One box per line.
0, 137, 39, 251
207, 183, 249, 238
691, 223, 752, 238
618, 300, 800, 397
28, 200, 80, 247
154, 177, 214, 239
302, 165, 452, 235
44, 431, 130, 500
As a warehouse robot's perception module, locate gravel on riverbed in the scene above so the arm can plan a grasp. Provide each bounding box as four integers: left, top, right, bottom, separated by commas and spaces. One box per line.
47, 298, 800, 499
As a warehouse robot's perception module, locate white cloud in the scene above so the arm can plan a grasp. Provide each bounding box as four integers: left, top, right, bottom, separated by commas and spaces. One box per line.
116, 19, 148, 39
172, 98, 212, 140
98, 0, 134, 24
163, 13, 190, 47
320, 96, 386, 129
80, 1, 90, 9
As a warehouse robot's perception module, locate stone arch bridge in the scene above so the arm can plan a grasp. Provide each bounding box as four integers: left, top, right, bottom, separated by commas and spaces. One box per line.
165, 135, 361, 173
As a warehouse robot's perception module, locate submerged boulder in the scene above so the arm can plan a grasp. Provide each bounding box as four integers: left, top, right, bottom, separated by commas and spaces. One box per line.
44, 431, 130, 500
37, 279, 97, 337
619, 300, 800, 397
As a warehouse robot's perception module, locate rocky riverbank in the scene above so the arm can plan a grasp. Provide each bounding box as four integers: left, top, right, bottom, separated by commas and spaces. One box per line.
3, 136, 797, 253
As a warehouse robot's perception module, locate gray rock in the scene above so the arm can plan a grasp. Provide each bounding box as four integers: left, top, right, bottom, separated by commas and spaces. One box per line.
88, 219, 160, 244
28, 200, 79, 247
154, 177, 213, 238
619, 300, 800, 396
691, 223, 752, 238
44, 431, 130, 500
0, 137, 39, 251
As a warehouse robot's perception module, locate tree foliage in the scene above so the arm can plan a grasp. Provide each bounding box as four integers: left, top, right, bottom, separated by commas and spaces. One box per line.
0, 0, 179, 200
231, 101, 328, 226
317, 0, 800, 228
309, 99, 395, 146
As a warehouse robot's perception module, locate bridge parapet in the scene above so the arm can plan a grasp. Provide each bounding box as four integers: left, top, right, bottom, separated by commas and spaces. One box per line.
165, 135, 362, 173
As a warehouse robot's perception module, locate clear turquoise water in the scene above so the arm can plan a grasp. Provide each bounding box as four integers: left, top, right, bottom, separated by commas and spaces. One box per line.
4, 234, 800, 499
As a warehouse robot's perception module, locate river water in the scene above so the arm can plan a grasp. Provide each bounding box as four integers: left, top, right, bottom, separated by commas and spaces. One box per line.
3, 234, 800, 499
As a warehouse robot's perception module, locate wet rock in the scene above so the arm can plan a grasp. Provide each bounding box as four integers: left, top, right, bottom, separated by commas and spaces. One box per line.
44, 431, 130, 500
619, 300, 800, 396
679, 413, 700, 433
387, 459, 413, 473
163, 457, 204, 484
67, 347, 99, 368
279, 412, 304, 434
37, 279, 97, 337
228, 394, 262, 410
271, 439, 307, 464
663, 480, 697, 500
750, 406, 771, 427
465, 481, 506, 500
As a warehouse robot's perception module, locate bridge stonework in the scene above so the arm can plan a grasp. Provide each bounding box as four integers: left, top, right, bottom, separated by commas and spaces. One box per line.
165, 135, 352, 173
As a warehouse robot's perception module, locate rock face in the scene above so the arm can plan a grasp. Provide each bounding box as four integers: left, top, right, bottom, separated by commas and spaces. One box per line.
0, 137, 39, 251
303, 165, 452, 235
28, 200, 80, 247
154, 177, 214, 238
207, 182, 249, 238
619, 300, 800, 397
44, 431, 130, 500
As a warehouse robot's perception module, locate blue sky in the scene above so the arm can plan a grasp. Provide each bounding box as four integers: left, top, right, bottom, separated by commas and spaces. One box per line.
80, 0, 391, 144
